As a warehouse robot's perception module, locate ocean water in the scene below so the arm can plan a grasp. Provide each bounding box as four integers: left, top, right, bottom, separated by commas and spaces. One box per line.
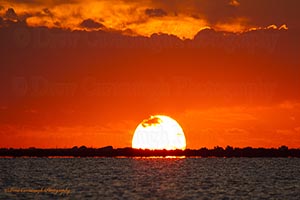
0, 158, 300, 199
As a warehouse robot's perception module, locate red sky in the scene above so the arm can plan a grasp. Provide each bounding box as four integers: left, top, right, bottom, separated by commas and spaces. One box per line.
0, 0, 300, 149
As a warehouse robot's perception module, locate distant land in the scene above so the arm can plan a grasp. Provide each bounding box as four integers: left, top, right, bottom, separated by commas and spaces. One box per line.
0, 146, 299, 158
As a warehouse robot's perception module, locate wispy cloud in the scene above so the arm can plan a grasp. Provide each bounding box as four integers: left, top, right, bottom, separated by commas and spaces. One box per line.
0, 0, 295, 38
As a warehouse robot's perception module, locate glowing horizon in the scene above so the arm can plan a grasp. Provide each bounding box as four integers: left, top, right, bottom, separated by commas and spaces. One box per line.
0, 0, 299, 149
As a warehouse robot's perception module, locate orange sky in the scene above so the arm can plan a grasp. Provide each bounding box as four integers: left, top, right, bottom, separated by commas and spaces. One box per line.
0, 0, 300, 149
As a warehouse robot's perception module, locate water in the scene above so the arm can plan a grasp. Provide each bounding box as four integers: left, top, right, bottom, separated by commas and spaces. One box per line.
0, 158, 300, 199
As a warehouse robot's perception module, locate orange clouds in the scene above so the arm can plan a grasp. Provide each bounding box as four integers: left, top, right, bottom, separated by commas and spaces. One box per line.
0, 0, 295, 39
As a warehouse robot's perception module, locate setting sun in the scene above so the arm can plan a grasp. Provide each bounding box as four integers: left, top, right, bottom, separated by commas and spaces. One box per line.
132, 115, 186, 150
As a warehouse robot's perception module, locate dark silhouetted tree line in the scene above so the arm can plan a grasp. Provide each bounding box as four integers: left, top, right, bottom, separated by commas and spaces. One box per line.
0, 145, 299, 157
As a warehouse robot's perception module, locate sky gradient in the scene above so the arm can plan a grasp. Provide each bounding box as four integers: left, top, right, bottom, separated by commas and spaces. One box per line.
0, 0, 299, 148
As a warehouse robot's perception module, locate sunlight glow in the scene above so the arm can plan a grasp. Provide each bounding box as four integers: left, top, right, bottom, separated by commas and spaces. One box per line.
132, 115, 186, 150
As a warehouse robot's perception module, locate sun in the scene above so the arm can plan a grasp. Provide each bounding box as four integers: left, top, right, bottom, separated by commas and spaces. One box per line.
132, 115, 186, 150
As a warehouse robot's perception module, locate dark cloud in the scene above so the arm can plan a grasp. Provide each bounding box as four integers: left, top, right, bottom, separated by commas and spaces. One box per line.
79, 19, 105, 29
238, 0, 300, 29
2, 7, 54, 23
149, 0, 238, 22
193, 0, 239, 24
54, 21, 61, 26
42, 8, 53, 18
145, 8, 167, 17
5, 8, 18, 21
142, 117, 162, 127
150, 0, 300, 29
